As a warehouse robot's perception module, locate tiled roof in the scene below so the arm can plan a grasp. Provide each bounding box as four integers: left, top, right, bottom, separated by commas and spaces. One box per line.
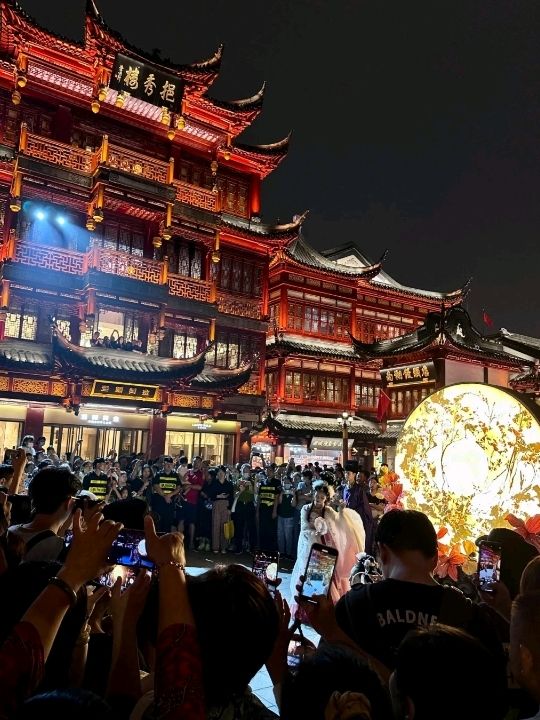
190, 362, 254, 392
499, 329, 540, 356
285, 236, 384, 278
266, 334, 357, 360
53, 331, 209, 383
377, 422, 404, 442
269, 412, 380, 438
0, 340, 52, 367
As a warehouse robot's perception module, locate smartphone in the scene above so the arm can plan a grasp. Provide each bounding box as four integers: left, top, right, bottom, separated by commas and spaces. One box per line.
106, 528, 154, 569
477, 540, 502, 592
98, 564, 139, 591
252, 551, 280, 588
299, 542, 339, 601
287, 637, 307, 669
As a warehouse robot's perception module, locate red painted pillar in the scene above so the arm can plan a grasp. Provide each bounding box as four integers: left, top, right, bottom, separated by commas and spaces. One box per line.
24, 406, 44, 441
148, 415, 167, 459
249, 175, 261, 218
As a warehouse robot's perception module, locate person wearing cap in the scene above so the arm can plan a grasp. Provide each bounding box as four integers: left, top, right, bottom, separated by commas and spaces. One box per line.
151, 456, 182, 533
82, 458, 109, 500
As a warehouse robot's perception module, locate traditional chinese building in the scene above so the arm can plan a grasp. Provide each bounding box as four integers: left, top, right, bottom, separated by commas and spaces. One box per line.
258, 237, 540, 467
257, 237, 471, 467
0, 0, 298, 462
350, 305, 540, 466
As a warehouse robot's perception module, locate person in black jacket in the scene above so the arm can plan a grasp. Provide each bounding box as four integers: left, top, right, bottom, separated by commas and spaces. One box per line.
209, 465, 234, 554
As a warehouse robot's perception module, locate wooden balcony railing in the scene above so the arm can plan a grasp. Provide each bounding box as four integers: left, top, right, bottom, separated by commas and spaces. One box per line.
217, 291, 263, 320
13, 241, 85, 275
174, 180, 219, 212
95, 247, 163, 284
19, 126, 173, 185
21, 126, 99, 175
168, 273, 211, 303
107, 143, 171, 185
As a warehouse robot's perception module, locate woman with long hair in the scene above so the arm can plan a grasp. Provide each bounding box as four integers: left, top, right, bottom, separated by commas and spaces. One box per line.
290, 480, 365, 606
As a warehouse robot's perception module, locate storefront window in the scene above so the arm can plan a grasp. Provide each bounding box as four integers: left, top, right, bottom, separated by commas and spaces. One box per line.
44, 424, 148, 461
165, 431, 234, 465
0, 420, 23, 461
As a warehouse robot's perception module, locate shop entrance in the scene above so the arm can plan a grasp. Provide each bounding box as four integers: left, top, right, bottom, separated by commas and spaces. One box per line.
44, 424, 148, 460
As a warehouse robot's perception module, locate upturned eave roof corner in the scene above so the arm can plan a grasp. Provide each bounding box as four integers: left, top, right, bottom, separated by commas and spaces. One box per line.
234, 130, 292, 156
206, 79, 265, 112
84, 3, 222, 83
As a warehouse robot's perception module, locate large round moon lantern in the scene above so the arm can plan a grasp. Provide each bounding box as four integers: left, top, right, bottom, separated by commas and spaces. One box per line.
395, 383, 540, 546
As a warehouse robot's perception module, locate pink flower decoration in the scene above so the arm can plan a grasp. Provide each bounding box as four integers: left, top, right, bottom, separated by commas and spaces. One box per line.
382, 481, 406, 513
506, 513, 540, 552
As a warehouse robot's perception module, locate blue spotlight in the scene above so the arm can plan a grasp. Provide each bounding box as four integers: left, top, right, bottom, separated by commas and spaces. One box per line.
56, 215, 66, 225
35, 210, 46, 220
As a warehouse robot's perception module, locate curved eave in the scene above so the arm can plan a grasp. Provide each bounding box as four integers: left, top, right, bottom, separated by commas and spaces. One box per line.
53, 332, 211, 383
266, 414, 380, 439
189, 362, 253, 392
282, 246, 386, 280
442, 332, 525, 365
3, 1, 85, 52
234, 130, 291, 156
350, 330, 437, 360
85, 4, 221, 82
220, 211, 308, 243
367, 277, 470, 304
266, 339, 356, 362
205, 81, 265, 112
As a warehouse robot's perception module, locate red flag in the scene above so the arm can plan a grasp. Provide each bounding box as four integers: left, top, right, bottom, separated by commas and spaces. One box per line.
482, 310, 494, 328
376, 390, 391, 422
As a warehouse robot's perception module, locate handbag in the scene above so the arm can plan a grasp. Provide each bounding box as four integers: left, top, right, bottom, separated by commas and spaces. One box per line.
224, 519, 235, 540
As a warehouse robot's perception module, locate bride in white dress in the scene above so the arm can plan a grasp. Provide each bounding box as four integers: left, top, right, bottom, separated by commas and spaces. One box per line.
290, 481, 366, 605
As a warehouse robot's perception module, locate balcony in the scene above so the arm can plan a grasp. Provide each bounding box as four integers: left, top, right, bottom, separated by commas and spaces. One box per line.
168, 273, 211, 303
23, 130, 99, 175
19, 126, 172, 186
13, 240, 85, 275
95, 247, 163, 284
174, 180, 219, 213
217, 291, 263, 320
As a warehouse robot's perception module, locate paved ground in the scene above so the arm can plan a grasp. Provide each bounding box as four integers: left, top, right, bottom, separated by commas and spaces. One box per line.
184, 549, 319, 716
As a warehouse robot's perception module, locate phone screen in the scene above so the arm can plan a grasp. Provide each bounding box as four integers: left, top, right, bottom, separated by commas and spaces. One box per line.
478, 541, 502, 591
252, 552, 280, 586
107, 528, 154, 569
98, 565, 139, 591
301, 544, 338, 600
287, 638, 305, 668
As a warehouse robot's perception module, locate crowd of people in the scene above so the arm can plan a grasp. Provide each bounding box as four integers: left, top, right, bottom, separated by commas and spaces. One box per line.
89, 331, 145, 352
0, 436, 539, 720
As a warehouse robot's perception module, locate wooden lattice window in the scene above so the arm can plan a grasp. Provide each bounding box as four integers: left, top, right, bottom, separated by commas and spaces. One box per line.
5, 303, 38, 340
173, 333, 199, 359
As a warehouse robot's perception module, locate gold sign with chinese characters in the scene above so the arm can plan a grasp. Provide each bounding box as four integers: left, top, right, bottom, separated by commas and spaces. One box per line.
110, 53, 184, 111
381, 362, 436, 386
90, 380, 160, 402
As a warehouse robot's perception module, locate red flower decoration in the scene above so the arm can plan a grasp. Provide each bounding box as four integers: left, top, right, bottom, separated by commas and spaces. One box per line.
436, 526, 450, 556
506, 513, 540, 552
435, 545, 468, 581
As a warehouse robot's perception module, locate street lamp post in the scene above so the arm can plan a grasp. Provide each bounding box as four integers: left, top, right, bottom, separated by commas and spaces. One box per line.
338, 410, 353, 465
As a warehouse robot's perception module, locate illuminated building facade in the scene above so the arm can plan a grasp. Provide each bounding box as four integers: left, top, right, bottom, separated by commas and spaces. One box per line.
0, 0, 297, 462
258, 238, 470, 466
258, 237, 540, 467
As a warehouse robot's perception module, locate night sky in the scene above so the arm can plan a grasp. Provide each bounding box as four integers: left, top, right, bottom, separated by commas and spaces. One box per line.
21, 0, 540, 334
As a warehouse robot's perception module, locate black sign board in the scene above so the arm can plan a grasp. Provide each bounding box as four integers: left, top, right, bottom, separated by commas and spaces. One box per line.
90, 380, 159, 402
381, 361, 436, 386
110, 53, 184, 112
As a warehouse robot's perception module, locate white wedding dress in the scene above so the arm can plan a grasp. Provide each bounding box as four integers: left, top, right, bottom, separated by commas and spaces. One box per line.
290, 503, 366, 605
